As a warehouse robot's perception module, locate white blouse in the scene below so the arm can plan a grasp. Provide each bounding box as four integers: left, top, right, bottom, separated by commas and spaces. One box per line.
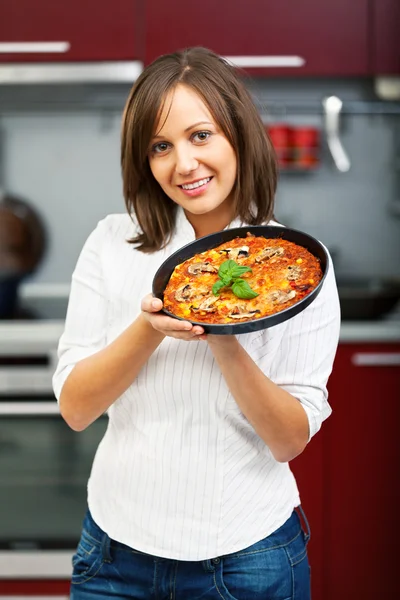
53, 207, 340, 561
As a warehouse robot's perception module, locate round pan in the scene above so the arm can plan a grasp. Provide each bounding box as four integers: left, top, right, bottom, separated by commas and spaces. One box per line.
152, 225, 329, 335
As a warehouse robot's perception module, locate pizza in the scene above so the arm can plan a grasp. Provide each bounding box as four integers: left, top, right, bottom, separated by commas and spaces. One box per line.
163, 233, 323, 324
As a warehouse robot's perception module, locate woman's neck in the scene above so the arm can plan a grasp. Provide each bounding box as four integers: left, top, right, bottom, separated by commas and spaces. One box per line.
185, 202, 235, 239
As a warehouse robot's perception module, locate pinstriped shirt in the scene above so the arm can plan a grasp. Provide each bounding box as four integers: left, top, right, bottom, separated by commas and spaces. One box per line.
53, 207, 340, 561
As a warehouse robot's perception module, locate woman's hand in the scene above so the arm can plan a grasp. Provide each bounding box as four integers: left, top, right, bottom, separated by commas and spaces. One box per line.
141, 294, 205, 341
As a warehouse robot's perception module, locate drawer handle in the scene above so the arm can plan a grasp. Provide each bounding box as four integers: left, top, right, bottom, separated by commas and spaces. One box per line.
225, 55, 305, 68
352, 353, 400, 366
0, 42, 70, 53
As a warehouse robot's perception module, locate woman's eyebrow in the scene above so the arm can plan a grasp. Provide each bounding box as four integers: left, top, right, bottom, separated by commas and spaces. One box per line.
152, 121, 214, 140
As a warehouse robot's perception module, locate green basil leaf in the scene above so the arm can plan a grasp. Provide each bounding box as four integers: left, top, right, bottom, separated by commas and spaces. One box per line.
212, 280, 227, 295
218, 260, 237, 281
231, 278, 259, 299
230, 264, 252, 278
220, 274, 232, 286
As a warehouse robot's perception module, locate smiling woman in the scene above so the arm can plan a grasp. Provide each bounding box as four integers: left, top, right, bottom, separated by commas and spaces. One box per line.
121, 46, 278, 251
53, 46, 340, 600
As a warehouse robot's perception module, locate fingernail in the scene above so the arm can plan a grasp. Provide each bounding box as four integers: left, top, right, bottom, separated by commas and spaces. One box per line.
184, 324, 192, 330
152, 300, 160, 309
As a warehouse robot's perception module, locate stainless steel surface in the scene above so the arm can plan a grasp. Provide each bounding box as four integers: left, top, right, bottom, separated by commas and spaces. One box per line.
339, 320, 400, 342
0, 402, 60, 415
0, 61, 143, 84
0, 550, 72, 578
225, 55, 305, 68
351, 352, 400, 366
323, 95, 351, 172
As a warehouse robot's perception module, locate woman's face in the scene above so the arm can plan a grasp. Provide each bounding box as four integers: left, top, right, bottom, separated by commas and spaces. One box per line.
148, 84, 237, 220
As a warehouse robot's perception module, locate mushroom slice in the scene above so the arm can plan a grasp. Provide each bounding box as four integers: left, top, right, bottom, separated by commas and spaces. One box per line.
174, 284, 194, 302
191, 295, 219, 313
219, 246, 249, 260
255, 246, 284, 263
188, 261, 218, 275
228, 309, 261, 319
228, 304, 261, 319
286, 265, 302, 281
269, 289, 296, 304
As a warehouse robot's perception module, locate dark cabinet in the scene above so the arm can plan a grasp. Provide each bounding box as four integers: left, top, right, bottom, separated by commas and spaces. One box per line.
0, 0, 139, 63
372, 0, 400, 74
323, 343, 400, 599
145, 0, 369, 75
292, 342, 400, 600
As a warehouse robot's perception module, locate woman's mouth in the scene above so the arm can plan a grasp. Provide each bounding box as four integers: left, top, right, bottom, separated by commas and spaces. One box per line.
178, 177, 213, 197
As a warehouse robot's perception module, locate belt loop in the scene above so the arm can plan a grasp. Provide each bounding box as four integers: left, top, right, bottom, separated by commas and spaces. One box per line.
202, 559, 215, 573
101, 532, 113, 563
297, 504, 311, 543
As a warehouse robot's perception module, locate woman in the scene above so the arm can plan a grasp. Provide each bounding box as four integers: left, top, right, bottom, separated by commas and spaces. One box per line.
53, 46, 340, 599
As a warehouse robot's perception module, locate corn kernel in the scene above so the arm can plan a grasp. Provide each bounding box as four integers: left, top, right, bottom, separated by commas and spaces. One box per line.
296, 258, 303, 264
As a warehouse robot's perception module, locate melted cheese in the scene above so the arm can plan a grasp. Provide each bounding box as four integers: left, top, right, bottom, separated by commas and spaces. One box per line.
163, 234, 323, 324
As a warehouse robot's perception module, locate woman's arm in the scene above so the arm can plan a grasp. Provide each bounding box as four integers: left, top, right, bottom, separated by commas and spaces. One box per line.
205, 260, 341, 463
206, 336, 309, 463
59, 314, 164, 431
60, 295, 205, 432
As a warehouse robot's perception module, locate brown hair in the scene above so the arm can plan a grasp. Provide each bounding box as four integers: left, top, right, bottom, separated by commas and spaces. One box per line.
121, 46, 278, 252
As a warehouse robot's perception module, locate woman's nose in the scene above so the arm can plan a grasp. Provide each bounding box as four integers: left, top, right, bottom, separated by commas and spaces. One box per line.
175, 145, 199, 175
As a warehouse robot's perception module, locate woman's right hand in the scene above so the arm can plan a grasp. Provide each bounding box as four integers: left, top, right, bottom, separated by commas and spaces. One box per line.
141, 294, 205, 341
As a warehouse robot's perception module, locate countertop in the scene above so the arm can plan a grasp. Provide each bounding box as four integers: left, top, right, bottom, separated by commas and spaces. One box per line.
0, 318, 400, 350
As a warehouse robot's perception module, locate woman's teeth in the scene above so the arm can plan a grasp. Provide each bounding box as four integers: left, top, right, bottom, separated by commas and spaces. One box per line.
181, 177, 211, 190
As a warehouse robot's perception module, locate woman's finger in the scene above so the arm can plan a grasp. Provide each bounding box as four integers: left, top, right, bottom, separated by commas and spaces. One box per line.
141, 294, 163, 313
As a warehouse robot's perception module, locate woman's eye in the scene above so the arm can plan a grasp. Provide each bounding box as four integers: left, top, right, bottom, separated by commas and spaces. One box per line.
192, 131, 211, 143
152, 142, 170, 154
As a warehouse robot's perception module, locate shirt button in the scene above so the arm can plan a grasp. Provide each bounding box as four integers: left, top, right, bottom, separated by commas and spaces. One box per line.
212, 557, 220, 564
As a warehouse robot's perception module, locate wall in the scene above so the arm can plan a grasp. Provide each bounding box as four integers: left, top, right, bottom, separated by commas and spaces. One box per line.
0, 78, 399, 289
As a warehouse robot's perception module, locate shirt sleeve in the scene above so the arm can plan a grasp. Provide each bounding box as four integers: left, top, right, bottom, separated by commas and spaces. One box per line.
255, 254, 341, 441
52, 217, 109, 402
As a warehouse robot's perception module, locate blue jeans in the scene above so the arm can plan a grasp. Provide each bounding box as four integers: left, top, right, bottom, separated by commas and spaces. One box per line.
70, 507, 311, 599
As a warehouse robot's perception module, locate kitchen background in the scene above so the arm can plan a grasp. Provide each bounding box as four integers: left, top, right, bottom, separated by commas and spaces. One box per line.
0, 0, 399, 599
1, 78, 400, 286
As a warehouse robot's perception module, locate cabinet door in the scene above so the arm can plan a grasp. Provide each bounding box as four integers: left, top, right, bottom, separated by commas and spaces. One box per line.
0, 0, 138, 62
324, 343, 400, 600
145, 0, 369, 75
290, 430, 325, 600
372, 0, 400, 74
0, 580, 69, 595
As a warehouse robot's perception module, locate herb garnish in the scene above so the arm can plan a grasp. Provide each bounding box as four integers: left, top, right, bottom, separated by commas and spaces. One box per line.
212, 259, 259, 299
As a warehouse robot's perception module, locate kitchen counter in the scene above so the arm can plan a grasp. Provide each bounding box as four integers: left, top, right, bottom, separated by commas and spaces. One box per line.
0, 317, 400, 350
340, 319, 400, 342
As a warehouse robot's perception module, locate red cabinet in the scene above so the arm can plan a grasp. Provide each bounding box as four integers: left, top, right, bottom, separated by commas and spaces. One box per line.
145, 0, 369, 75
323, 343, 400, 599
291, 342, 400, 600
0, 0, 139, 63
371, 0, 400, 74
0, 579, 70, 595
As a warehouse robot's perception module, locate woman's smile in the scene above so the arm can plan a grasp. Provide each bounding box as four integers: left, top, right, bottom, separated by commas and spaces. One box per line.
178, 176, 213, 197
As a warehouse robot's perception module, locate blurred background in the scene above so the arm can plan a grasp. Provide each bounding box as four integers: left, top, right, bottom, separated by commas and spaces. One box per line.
0, 1, 399, 598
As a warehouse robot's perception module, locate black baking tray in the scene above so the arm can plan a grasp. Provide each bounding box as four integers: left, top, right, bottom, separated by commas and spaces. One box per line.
152, 226, 329, 334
